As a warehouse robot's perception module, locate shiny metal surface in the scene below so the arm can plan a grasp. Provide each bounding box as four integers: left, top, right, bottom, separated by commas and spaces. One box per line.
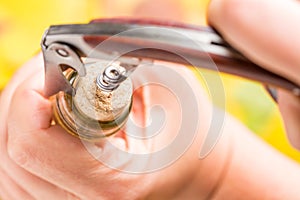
41, 19, 300, 97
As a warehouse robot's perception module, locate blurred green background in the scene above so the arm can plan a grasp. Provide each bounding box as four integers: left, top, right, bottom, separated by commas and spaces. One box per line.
0, 0, 299, 161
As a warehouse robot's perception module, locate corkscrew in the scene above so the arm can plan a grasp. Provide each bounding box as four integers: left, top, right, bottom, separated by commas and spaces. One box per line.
41, 18, 300, 141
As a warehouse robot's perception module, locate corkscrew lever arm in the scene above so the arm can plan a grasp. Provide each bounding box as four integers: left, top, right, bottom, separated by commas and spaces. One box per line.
41, 18, 300, 98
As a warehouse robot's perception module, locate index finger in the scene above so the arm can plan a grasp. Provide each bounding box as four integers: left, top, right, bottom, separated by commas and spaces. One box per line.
208, 0, 300, 86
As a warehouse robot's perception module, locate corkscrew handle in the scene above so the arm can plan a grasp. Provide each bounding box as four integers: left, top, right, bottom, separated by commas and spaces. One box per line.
41, 18, 300, 97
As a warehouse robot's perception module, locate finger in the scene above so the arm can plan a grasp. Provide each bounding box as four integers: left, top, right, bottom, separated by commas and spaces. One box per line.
0, 53, 44, 183
1, 145, 78, 200
1, 71, 80, 199
1, 57, 80, 199
0, 167, 34, 200
278, 90, 300, 149
6, 66, 121, 199
0, 53, 44, 121
9, 125, 110, 199
208, 0, 300, 86
7, 70, 52, 131
0, 54, 44, 167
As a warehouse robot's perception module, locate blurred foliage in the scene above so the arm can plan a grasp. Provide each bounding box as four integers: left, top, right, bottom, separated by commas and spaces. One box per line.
0, 0, 299, 161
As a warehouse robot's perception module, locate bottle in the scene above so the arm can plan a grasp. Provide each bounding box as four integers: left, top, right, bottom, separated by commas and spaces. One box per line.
52, 61, 133, 141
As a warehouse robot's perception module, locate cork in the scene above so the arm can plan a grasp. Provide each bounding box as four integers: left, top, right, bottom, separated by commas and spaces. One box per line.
73, 62, 132, 122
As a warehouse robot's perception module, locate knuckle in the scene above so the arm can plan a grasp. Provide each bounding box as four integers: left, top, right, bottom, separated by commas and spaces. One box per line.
7, 139, 30, 167
7, 125, 33, 167
11, 87, 52, 130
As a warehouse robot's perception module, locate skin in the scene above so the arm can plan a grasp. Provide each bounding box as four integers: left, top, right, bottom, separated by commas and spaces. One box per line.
208, 0, 300, 148
0, 55, 231, 199
208, 0, 300, 198
0, 0, 300, 199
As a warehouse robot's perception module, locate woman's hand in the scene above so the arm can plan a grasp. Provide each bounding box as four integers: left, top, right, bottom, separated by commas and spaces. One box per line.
208, 0, 300, 149
0, 54, 231, 199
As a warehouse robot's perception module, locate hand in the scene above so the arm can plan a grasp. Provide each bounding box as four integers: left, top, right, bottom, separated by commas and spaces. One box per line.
0, 54, 231, 199
208, 0, 300, 149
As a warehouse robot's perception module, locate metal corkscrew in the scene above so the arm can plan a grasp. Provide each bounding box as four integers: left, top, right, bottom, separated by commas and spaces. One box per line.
41, 18, 300, 141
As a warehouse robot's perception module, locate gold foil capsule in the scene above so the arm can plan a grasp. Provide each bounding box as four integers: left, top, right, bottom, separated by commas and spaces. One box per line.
52, 62, 133, 141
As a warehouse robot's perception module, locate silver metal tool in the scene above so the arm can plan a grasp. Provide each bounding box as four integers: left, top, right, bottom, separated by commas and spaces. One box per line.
41, 18, 300, 141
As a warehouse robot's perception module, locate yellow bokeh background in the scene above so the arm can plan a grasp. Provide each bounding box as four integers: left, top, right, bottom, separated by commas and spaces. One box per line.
0, 0, 299, 161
